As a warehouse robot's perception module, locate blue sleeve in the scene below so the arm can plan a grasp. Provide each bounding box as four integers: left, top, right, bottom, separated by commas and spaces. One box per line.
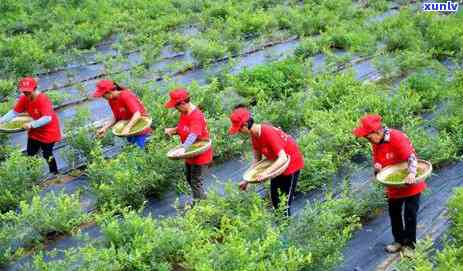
0, 110, 18, 123
182, 133, 198, 149
30, 116, 52, 128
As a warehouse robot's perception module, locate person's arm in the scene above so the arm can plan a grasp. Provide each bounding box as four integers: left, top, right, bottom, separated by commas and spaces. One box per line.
407, 153, 417, 175
255, 127, 287, 181
252, 150, 262, 166
182, 133, 198, 149
404, 153, 418, 184
122, 92, 143, 132
30, 116, 51, 128
1, 96, 27, 124
103, 117, 117, 130
122, 111, 141, 133
259, 150, 288, 178
0, 110, 18, 124
96, 117, 117, 138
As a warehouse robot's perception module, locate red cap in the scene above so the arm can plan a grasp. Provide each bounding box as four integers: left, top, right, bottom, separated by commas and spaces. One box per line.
165, 88, 189, 108
93, 80, 115, 97
229, 108, 251, 135
18, 77, 37, 93
353, 114, 383, 137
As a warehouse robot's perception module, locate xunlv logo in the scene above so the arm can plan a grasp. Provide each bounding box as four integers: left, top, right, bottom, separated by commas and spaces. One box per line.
423, 1, 459, 12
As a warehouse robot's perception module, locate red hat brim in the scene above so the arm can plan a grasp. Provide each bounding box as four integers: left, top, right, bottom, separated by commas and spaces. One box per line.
353, 127, 370, 138
164, 99, 177, 108
228, 125, 241, 135
19, 87, 35, 93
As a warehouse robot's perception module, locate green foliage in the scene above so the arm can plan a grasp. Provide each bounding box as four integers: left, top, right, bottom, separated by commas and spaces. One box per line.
0, 192, 88, 267
395, 187, 463, 270
2, 192, 88, 236
46, 90, 72, 107
63, 106, 111, 168
448, 188, 463, 245
233, 58, 307, 99
31, 185, 314, 270
190, 38, 228, 65
87, 140, 178, 209
0, 150, 43, 213
0, 79, 15, 98
288, 196, 361, 270
295, 38, 321, 59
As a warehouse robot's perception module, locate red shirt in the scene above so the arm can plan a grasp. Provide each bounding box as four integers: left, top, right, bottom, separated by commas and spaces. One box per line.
14, 93, 61, 144
372, 129, 426, 199
176, 107, 212, 165
108, 90, 151, 135
251, 124, 304, 176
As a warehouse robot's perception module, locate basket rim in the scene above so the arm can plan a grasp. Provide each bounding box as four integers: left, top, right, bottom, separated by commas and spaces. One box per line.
243, 157, 291, 183
167, 139, 212, 159
0, 115, 34, 133
112, 116, 152, 137
376, 159, 433, 186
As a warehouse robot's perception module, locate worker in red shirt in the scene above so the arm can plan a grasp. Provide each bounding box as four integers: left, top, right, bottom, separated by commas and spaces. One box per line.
164, 88, 213, 201
0, 77, 61, 175
93, 80, 151, 149
229, 105, 304, 216
353, 114, 426, 254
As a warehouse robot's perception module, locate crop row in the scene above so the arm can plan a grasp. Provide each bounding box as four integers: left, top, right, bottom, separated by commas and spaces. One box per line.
1, 4, 463, 269
0, 0, 388, 84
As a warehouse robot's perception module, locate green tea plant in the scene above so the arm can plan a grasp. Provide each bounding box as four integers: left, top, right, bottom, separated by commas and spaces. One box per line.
46, 90, 72, 107
0, 79, 15, 99
0, 191, 88, 267
395, 187, 463, 270
30, 184, 313, 270
232, 58, 307, 99
288, 196, 362, 270
63, 106, 103, 168
0, 150, 43, 213
295, 38, 321, 59
2, 192, 89, 236
87, 141, 177, 209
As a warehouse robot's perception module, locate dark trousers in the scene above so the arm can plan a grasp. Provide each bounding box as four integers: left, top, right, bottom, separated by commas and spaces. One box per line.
27, 138, 58, 174
388, 193, 421, 248
270, 171, 300, 216
185, 164, 207, 200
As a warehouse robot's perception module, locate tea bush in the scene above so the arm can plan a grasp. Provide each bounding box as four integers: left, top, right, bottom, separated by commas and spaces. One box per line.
29, 184, 313, 270
395, 188, 463, 270
232, 58, 307, 99
29, 184, 384, 271
0, 192, 88, 267
0, 150, 43, 213
87, 141, 178, 209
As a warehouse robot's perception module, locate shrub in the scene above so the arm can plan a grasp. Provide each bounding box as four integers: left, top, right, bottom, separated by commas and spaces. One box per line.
233, 58, 306, 99
0, 192, 88, 267
88, 141, 177, 209
0, 150, 43, 213
288, 196, 361, 271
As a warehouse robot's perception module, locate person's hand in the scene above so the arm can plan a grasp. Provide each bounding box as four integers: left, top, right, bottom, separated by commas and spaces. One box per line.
171, 147, 186, 157
239, 180, 249, 191
164, 127, 176, 137
23, 123, 32, 130
405, 173, 416, 184
255, 173, 267, 182
96, 127, 107, 138
374, 163, 383, 171
121, 126, 131, 135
